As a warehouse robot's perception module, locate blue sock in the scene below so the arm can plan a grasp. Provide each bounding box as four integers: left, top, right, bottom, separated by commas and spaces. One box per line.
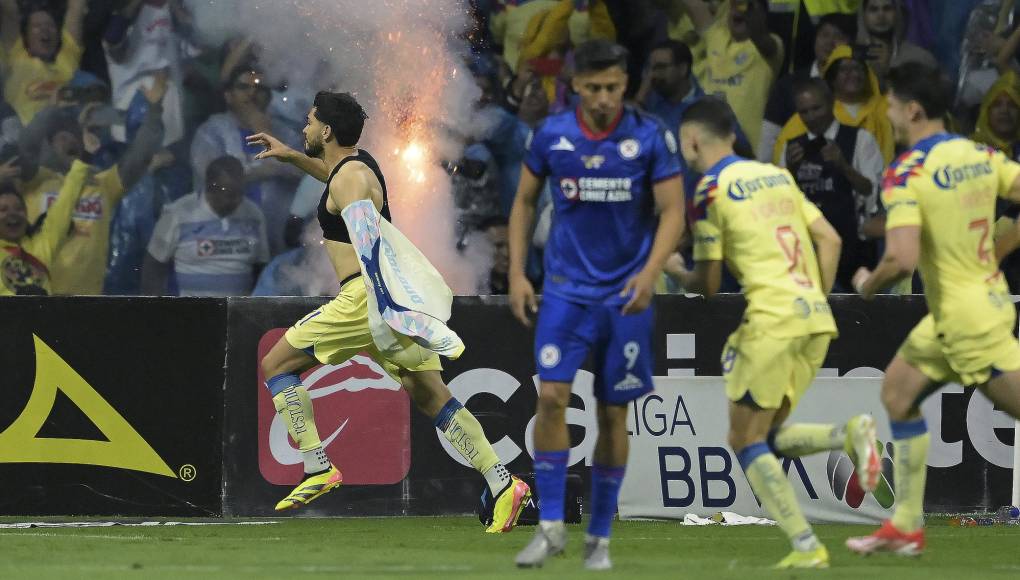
266, 372, 301, 396
588, 464, 625, 538
534, 450, 569, 521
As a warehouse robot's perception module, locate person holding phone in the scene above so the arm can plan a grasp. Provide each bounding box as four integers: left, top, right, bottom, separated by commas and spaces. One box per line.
855, 0, 936, 86
777, 78, 884, 292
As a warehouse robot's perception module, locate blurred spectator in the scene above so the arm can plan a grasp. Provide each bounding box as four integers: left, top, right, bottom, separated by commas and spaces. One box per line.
971, 71, 1020, 293
451, 142, 502, 248
0, 96, 22, 153
490, 86, 536, 216
18, 71, 168, 294
0, 0, 86, 123
856, 0, 937, 85
760, 13, 855, 161
931, 0, 989, 87
777, 78, 882, 291
253, 220, 336, 297
517, 0, 616, 106
103, 149, 178, 295
683, 0, 784, 154
0, 160, 89, 295
972, 70, 1020, 160
190, 64, 302, 255
143, 156, 268, 296
103, 0, 189, 148
774, 44, 895, 165
490, 0, 560, 73
637, 39, 703, 134
477, 215, 510, 294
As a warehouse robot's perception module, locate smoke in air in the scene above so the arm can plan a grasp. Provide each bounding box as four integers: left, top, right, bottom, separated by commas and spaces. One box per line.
186, 0, 495, 293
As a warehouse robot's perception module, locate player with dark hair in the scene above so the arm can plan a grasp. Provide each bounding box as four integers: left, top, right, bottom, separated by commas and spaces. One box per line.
508, 39, 685, 570
847, 63, 1020, 556
246, 92, 531, 532
670, 97, 878, 569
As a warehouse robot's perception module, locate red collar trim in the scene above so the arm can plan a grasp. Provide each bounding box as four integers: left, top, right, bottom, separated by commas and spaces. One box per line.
576, 106, 624, 141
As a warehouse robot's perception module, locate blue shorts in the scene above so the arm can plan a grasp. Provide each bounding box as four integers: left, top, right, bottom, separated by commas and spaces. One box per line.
534, 293, 655, 404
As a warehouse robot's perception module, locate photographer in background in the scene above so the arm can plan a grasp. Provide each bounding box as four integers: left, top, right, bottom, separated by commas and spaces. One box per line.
777, 78, 883, 293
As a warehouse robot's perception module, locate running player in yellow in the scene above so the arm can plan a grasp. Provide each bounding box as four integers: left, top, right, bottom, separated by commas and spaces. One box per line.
668, 97, 880, 569
847, 63, 1020, 556
246, 92, 530, 532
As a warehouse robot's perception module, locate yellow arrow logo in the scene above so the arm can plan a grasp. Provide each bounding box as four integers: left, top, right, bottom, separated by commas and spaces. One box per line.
0, 335, 176, 478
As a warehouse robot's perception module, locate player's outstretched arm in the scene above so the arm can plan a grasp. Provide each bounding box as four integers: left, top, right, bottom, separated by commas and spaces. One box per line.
853, 226, 919, 299
508, 165, 543, 327
621, 175, 686, 314
247, 132, 329, 182
806, 215, 841, 296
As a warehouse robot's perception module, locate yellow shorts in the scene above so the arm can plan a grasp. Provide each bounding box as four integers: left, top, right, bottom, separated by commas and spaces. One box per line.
721, 324, 832, 409
898, 313, 1020, 386
284, 275, 442, 380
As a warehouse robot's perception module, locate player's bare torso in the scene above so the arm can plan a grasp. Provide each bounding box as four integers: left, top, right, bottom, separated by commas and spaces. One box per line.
322, 160, 386, 283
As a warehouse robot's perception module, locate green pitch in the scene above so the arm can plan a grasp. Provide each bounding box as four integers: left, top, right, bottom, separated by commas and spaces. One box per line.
1, 516, 1017, 579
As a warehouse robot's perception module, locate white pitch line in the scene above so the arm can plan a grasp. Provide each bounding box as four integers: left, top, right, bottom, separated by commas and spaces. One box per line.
0, 562, 476, 574
0, 532, 288, 541
0, 532, 165, 540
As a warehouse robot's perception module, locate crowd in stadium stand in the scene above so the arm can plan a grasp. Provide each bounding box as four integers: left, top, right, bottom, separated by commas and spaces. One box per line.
1, 0, 1018, 297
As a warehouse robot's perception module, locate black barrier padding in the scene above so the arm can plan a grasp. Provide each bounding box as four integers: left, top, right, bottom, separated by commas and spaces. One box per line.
2, 293, 1010, 517
0, 297, 226, 516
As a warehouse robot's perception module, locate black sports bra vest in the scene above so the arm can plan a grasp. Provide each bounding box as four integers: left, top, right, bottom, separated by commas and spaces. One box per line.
317, 149, 391, 243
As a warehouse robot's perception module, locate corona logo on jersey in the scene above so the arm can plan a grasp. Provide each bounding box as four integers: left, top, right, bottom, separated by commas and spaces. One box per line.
726, 172, 793, 201
0, 335, 176, 477
826, 441, 896, 509
932, 161, 993, 190
256, 329, 411, 486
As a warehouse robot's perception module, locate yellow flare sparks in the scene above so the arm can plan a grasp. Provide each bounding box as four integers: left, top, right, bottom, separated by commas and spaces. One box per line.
401, 142, 425, 163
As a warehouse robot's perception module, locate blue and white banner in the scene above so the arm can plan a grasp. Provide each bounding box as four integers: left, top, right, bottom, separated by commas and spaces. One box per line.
619, 377, 1016, 524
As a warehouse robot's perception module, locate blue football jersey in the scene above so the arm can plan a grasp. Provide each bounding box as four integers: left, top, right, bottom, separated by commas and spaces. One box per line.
525, 106, 682, 304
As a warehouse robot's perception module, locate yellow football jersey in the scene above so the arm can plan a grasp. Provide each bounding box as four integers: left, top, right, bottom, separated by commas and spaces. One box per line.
693, 155, 837, 337
882, 133, 1020, 336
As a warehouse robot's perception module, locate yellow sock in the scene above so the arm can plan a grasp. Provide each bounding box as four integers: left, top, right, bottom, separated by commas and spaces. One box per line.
739, 443, 818, 551
890, 419, 930, 533
434, 399, 510, 493
272, 385, 323, 451
769, 423, 845, 457
444, 407, 500, 473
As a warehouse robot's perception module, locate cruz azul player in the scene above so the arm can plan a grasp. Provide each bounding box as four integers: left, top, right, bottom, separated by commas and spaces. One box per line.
508, 39, 685, 570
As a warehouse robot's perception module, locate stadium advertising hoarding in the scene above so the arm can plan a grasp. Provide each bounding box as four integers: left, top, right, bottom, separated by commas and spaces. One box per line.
1, 295, 1005, 519
0, 297, 225, 516
224, 295, 1015, 519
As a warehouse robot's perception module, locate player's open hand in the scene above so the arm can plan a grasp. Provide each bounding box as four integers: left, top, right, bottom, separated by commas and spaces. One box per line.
248, 132, 294, 162
509, 273, 538, 327
620, 269, 656, 315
